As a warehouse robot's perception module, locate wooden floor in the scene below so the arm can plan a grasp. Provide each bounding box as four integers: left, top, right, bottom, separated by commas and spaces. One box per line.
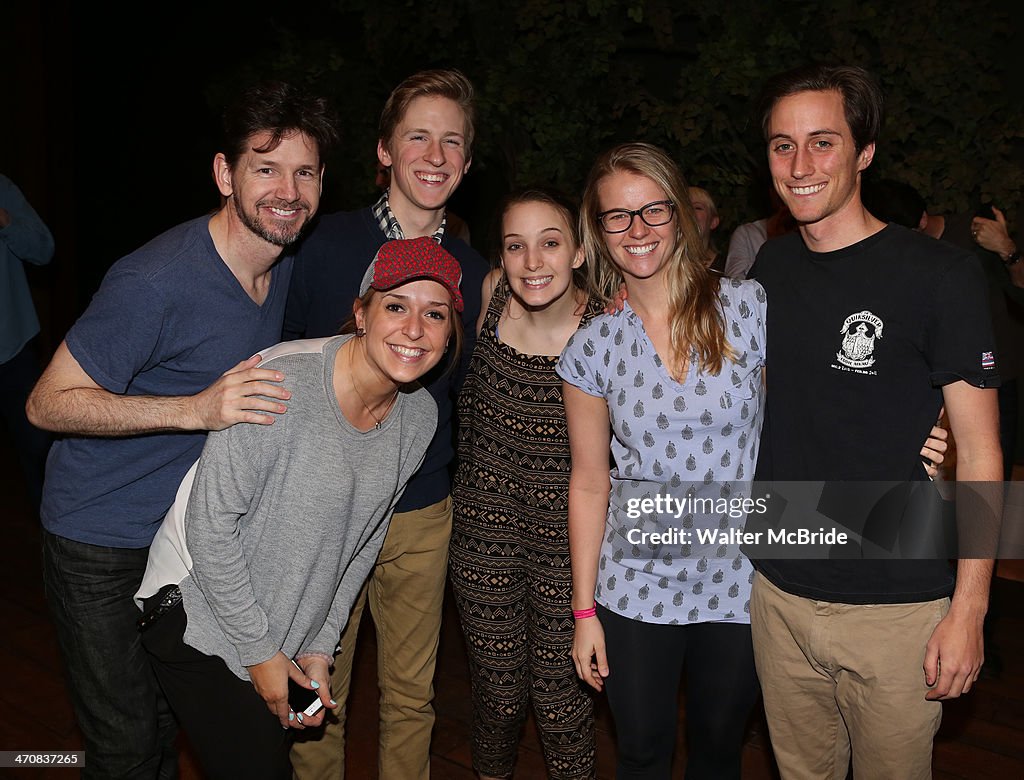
2, 435, 1022, 779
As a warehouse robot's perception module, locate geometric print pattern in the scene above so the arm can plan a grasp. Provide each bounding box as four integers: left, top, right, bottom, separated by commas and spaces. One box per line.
451, 279, 605, 778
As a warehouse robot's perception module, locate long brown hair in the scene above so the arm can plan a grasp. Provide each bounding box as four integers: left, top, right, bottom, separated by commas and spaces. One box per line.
496, 187, 598, 304
580, 142, 733, 378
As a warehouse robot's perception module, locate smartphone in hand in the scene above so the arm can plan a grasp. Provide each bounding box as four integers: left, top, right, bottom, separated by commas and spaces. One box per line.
288, 659, 325, 718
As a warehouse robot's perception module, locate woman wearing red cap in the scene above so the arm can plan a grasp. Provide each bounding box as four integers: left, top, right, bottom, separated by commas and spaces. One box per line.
134, 237, 464, 779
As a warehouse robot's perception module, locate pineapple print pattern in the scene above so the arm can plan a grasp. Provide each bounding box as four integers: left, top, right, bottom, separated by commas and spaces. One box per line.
557, 278, 766, 624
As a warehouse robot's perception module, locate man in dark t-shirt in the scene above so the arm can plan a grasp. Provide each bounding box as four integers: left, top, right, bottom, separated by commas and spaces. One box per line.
747, 65, 1001, 779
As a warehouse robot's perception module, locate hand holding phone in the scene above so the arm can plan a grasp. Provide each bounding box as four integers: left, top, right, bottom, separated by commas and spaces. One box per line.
288, 659, 325, 718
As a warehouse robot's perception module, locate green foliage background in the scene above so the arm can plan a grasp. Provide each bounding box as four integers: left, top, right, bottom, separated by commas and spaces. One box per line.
210, 0, 1023, 253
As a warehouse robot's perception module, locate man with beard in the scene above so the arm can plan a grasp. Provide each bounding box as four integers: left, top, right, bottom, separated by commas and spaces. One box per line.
26, 81, 336, 780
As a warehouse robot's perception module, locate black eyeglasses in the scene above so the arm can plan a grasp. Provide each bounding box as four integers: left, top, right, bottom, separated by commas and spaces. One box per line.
597, 201, 675, 233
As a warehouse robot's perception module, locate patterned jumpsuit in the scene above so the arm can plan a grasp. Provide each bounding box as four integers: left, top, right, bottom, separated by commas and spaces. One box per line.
450, 279, 604, 779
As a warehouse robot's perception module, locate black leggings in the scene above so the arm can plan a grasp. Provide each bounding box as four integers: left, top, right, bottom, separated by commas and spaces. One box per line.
140, 596, 291, 780
598, 605, 759, 780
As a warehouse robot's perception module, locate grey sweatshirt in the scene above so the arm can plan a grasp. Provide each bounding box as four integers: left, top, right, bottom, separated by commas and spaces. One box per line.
160, 336, 436, 679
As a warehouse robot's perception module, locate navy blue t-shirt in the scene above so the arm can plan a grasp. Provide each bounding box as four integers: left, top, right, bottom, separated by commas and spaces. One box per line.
41, 216, 292, 547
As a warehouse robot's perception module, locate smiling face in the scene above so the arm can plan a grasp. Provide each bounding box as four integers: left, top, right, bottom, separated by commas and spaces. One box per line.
596, 171, 677, 284
377, 96, 471, 226
500, 200, 584, 311
354, 279, 453, 385
217, 130, 322, 247
767, 89, 874, 231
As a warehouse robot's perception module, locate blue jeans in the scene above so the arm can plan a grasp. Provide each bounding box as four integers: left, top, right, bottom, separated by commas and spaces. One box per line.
42, 530, 178, 779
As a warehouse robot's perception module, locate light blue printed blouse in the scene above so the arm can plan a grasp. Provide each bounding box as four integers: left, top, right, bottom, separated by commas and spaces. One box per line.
557, 277, 767, 624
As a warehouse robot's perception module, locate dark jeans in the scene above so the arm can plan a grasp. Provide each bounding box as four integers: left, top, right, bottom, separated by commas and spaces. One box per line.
141, 593, 291, 780
599, 605, 759, 780
41, 531, 177, 780
0, 340, 51, 512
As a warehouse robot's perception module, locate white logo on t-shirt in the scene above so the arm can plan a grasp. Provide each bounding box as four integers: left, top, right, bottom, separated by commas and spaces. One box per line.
835, 310, 883, 371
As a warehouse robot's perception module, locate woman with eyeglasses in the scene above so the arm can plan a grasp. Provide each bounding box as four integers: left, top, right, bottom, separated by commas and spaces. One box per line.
556, 142, 765, 778
556, 144, 949, 778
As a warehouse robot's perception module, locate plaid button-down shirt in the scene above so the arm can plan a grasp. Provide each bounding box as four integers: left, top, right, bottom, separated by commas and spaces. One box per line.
372, 190, 447, 243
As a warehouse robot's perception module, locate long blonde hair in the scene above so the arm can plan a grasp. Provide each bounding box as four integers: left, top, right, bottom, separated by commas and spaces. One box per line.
580, 142, 733, 378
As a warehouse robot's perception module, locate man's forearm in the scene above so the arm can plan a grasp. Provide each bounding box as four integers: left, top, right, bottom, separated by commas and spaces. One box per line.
27, 385, 198, 436
943, 379, 1002, 557
950, 558, 993, 618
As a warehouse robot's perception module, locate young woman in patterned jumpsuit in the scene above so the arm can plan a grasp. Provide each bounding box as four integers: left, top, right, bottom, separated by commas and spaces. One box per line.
450, 189, 604, 779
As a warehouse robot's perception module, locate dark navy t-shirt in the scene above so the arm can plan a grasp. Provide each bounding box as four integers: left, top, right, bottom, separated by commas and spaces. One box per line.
41, 216, 292, 548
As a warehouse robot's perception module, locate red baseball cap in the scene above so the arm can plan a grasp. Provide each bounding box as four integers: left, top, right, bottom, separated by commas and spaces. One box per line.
358, 237, 464, 312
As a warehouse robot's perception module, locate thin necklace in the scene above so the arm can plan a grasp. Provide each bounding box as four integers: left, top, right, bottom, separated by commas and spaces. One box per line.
348, 345, 399, 430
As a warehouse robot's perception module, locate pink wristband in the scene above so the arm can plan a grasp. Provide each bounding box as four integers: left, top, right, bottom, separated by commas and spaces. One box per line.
573, 603, 597, 620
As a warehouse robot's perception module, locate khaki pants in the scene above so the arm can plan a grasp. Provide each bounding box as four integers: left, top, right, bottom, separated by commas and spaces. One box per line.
291, 496, 453, 780
750, 573, 948, 780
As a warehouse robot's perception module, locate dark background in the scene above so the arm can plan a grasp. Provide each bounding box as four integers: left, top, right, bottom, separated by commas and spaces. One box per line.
6, 0, 1024, 351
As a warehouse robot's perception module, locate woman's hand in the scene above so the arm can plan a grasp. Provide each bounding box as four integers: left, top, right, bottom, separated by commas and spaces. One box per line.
247, 652, 296, 728
572, 615, 609, 692
603, 283, 628, 316
248, 651, 332, 729
293, 654, 337, 728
